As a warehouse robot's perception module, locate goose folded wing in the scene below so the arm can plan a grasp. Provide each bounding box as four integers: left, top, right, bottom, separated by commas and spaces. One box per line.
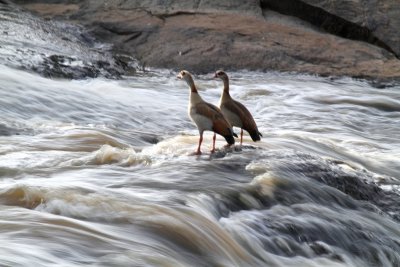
195, 102, 233, 136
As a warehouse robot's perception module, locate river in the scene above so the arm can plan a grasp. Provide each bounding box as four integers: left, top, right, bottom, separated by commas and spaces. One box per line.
1, 63, 400, 266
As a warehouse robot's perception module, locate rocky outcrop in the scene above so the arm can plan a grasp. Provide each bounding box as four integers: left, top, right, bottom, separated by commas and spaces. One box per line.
0, 1, 137, 79
291, 0, 400, 57
261, 0, 399, 58
9, 0, 400, 82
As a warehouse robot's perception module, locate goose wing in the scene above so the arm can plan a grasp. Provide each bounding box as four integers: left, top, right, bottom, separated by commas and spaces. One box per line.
224, 100, 257, 131
195, 102, 234, 137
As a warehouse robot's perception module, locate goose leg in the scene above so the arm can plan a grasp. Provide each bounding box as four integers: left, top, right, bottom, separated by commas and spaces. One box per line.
196, 132, 203, 155
211, 133, 216, 153
240, 129, 243, 145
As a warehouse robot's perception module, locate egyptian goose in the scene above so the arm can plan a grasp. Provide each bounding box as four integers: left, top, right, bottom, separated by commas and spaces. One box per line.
177, 70, 236, 155
214, 70, 262, 145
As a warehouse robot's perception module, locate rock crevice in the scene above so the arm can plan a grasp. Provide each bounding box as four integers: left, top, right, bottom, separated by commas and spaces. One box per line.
260, 0, 398, 58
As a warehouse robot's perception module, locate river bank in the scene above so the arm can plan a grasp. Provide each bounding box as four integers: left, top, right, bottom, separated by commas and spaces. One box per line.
6, 0, 400, 84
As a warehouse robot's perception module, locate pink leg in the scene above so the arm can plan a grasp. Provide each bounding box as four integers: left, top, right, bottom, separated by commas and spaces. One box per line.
210, 133, 216, 153
240, 129, 243, 145
196, 132, 203, 155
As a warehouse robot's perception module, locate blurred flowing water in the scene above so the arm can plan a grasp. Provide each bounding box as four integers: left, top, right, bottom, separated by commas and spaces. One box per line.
1, 63, 400, 267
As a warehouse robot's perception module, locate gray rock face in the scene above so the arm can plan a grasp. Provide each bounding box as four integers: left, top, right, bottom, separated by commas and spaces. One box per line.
261, 0, 398, 58
298, 0, 400, 57
0, 2, 136, 79
81, 0, 262, 16
9, 0, 400, 82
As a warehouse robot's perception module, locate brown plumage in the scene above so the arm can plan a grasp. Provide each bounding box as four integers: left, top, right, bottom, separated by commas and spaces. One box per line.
214, 70, 262, 145
177, 70, 236, 155
194, 102, 236, 139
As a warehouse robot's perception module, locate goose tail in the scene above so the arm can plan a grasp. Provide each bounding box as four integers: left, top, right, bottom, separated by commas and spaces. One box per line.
250, 130, 262, 142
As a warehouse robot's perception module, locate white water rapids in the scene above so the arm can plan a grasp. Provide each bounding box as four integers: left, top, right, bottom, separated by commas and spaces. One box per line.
1, 64, 400, 267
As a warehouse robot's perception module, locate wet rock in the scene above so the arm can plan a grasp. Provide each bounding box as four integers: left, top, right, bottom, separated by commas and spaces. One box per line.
215, 151, 400, 222
209, 152, 400, 265
266, 153, 400, 221
140, 133, 159, 144
0, 123, 32, 136
0, 2, 137, 79
0, 123, 15, 136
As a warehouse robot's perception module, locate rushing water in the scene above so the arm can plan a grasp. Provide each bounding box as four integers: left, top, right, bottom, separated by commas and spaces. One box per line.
1, 64, 400, 267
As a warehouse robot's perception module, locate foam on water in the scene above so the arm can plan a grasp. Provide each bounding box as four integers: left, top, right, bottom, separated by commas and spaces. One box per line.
1, 64, 400, 266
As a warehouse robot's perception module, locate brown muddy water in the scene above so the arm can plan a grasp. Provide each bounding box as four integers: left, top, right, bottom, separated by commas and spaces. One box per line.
1, 65, 400, 267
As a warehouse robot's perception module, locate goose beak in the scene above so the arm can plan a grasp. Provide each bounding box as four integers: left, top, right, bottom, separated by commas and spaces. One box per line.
213, 73, 217, 79
177, 73, 182, 79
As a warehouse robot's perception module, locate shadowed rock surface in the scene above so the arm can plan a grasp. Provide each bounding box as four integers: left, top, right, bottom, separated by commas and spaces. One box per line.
292, 0, 400, 57
8, 0, 400, 82
261, 0, 400, 58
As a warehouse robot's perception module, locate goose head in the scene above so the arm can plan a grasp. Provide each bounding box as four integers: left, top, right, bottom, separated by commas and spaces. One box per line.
177, 70, 197, 92
177, 70, 192, 82
213, 70, 228, 80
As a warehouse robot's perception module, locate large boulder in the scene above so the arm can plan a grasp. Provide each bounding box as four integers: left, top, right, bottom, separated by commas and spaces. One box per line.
299, 0, 400, 58
261, 0, 400, 58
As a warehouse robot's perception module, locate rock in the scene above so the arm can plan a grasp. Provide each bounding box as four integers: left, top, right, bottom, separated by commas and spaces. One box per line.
0, 2, 137, 79
10, 0, 400, 82
261, 0, 399, 58
290, 0, 400, 57
79, 0, 262, 17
